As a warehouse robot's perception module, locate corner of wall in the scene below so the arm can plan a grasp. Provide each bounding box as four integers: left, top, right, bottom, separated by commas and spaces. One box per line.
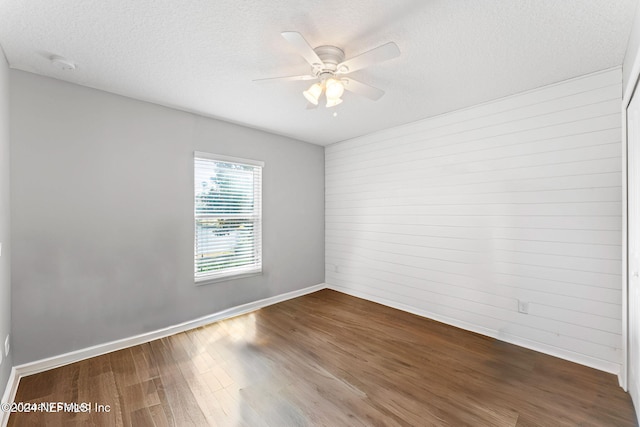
0, 37, 12, 415
623, 0, 640, 102
622, 0, 640, 414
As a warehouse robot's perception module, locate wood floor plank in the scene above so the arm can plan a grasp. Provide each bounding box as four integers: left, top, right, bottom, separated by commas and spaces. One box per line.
130, 342, 160, 383
147, 403, 170, 427
148, 339, 209, 426
151, 377, 175, 426
8, 289, 638, 426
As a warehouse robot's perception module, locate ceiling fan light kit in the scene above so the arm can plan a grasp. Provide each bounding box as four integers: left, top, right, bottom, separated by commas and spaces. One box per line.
325, 97, 343, 108
303, 77, 346, 107
303, 82, 323, 105
325, 77, 345, 99
255, 31, 401, 109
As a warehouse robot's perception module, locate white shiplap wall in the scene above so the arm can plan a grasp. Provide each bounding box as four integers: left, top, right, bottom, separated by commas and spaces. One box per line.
325, 68, 623, 374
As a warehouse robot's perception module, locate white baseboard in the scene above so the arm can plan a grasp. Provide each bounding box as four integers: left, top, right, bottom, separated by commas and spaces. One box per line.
0, 283, 327, 426
1, 367, 18, 427
630, 376, 640, 421
327, 284, 622, 377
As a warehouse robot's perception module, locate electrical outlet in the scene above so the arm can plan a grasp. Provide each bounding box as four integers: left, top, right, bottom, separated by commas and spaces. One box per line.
4, 335, 9, 357
517, 300, 529, 314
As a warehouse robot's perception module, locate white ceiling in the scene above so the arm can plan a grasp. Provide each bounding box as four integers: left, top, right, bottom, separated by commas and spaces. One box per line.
0, 0, 636, 145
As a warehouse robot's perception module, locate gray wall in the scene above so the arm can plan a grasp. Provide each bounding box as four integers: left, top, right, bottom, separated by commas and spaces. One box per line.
0, 49, 12, 392
10, 70, 324, 365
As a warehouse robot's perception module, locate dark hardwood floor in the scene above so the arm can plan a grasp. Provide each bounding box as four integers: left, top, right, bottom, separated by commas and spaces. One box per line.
8, 289, 638, 426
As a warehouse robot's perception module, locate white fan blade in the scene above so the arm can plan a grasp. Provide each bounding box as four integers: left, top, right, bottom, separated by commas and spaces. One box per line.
342, 78, 385, 100
336, 42, 400, 74
253, 75, 316, 83
281, 31, 323, 67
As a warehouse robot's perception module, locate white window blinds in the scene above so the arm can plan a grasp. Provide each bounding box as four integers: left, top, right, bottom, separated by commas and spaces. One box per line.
194, 152, 263, 282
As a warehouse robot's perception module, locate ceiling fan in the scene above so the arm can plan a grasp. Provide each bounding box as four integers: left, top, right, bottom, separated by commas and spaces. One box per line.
255, 32, 401, 108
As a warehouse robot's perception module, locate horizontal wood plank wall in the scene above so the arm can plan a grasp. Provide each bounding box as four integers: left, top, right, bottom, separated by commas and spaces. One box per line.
325, 68, 623, 374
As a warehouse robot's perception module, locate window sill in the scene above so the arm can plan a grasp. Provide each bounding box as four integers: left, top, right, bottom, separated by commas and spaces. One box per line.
195, 269, 262, 286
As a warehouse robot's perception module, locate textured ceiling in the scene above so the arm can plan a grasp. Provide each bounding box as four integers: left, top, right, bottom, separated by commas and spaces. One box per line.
0, 0, 637, 145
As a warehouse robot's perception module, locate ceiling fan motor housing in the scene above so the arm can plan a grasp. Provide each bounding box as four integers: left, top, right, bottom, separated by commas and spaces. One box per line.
313, 45, 346, 75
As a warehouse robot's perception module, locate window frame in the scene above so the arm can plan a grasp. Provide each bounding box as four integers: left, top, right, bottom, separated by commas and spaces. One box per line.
193, 151, 264, 285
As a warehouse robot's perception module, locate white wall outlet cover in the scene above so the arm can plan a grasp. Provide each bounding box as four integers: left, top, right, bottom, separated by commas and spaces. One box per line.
517, 300, 530, 314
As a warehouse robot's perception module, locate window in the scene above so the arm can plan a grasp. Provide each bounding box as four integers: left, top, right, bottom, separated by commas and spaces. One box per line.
194, 152, 263, 283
